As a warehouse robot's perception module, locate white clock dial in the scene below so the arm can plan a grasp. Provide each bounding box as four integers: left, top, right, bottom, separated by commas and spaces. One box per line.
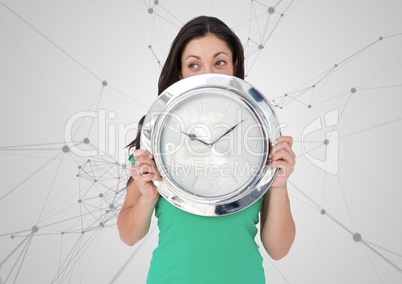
142, 73, 280, 216
157, 91, 265, 198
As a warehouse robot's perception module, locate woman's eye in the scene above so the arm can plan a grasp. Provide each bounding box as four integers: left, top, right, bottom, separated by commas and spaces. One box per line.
215, 60, 226, 66
188, 63, 199, 69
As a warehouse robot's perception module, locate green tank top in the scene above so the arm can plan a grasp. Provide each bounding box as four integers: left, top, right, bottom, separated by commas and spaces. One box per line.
147, 197, 265, 284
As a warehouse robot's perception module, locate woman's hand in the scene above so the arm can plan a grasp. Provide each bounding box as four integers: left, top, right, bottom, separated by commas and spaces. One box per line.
268, 136, 296, 189
130, 149, 162, 201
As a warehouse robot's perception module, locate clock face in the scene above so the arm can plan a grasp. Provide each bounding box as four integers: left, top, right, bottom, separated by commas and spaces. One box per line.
141, 73, 280, 216
154, 90, 267, 199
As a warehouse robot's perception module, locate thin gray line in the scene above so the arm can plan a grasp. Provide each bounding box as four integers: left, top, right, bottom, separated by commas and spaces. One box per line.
288, 193, 318, 211
69, 88, 103, 139
265, 255, 291, 283
231, 6, 268, 30
280, 36, 383, 109
253, 0, 269, 9
102, 0, 106, 79
311, 66, 338, 88
335, 175, 357, 232
337, 38, 380, 66
158, 3, 183, 27
4, 234, 29, 283
312, 216, 324, 284
384, 32, 402, 39
364, 240, 402, 258
288, 180, 354, 234
3, 232, 33, 283
152, 10, 181, 29
57, 234, 64, 284
79, 177, 85, 232
0, 148, 62, 151
106, 13, 148, 79
0, 234, 31, 266
0, 152, 63, 201
107, 84, 150, 109
148, 45, 162, 67
251, 1, 263, 44
209, 0, 215, 15
312, 90, 351, 106
262, 4, 287, 46
51, 234, 84, 283
13, 233, 34, 284
86, 88, 105, 138
358, 84, 402, 91
324, 207, 354, 235
81, 0, 142, 10
289, 181, 402, 272
0, 15, 69, 116
358, 240, 385, 284
0, 141, 67, 149
37, 155, 65, 223
246, 1, 291, 76
0, 1, 102, 82
295, 142, 324, 160
53, 231, 103, 283
360, 240, 402, 272
0, 229, 30, 237
288, 180, 321, 209
339, 117, 402, 140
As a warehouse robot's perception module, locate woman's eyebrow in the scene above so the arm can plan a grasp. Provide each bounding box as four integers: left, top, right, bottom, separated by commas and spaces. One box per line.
185, 52, 229, 61
185, 55, 200, 61
213, 51, 228, 58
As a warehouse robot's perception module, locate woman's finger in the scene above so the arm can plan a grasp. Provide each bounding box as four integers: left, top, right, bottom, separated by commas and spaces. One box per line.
270, 149, 294, 164
270, 160, 294, 177
132, 162, 160, 177
269, 140, 295, 160
134, 155, 158, 168
135, 172, 163, 184
273, 136, 293, 147
133, 149, 153, 160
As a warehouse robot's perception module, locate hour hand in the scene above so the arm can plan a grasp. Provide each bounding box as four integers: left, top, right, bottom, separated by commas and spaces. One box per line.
181, 131, 210, 147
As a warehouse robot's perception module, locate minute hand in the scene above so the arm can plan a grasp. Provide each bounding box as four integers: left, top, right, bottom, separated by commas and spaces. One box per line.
210, 120, 244, 146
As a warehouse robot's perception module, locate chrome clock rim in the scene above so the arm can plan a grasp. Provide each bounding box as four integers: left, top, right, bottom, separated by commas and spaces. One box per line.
140, 73, 281, 216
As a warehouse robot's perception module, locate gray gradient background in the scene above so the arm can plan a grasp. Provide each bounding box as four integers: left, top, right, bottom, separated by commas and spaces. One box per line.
1, 0, 402, 283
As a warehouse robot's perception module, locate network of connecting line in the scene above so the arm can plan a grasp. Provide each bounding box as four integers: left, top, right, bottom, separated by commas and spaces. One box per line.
0, 1, 401, 283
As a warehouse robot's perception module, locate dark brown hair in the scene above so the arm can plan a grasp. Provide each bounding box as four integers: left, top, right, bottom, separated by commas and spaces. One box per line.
126, 16, 245, 170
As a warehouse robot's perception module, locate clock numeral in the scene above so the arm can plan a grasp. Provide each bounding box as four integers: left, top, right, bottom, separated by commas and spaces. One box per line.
200, 99, 214, 115
247, 137, 259, 150
191, 175, 198, 188
224, 103, 230, 116
210, 178, 220, 192
165, 143, 176, 154
182, 108, 192, 120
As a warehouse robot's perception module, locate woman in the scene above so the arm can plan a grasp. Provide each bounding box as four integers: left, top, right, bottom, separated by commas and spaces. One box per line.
118, 16, 296, 283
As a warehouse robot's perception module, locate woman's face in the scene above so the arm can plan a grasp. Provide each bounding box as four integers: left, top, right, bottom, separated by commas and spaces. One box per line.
180, 34, 235, 79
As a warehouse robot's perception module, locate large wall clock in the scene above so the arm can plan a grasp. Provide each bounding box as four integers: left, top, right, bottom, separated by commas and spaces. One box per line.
141, 73, 281, 216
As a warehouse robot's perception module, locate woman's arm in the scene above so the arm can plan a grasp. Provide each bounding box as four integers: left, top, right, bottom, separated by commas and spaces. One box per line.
260, 136, 296, 260
117, 150, 161, 246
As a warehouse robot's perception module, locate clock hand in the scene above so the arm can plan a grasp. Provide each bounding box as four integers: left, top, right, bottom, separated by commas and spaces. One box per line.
180, 131, 211, 147
210, 120, 244, 146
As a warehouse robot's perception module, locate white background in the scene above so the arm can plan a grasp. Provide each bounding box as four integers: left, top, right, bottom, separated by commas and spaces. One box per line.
1, 0, 402, 283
